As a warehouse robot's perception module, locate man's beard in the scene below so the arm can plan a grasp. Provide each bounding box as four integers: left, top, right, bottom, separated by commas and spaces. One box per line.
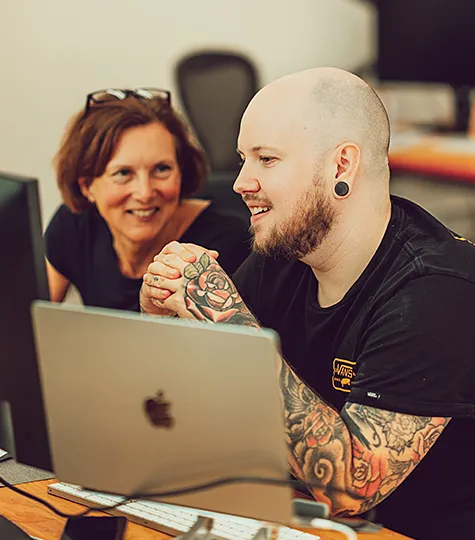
251, 178, 335, 260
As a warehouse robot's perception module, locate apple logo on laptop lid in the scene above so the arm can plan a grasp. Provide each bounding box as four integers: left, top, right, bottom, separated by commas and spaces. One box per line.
144, 391, 174, 428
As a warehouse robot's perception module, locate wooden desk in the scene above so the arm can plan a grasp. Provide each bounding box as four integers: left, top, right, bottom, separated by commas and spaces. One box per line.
0, 480, 410, 540
389, 131, 475, 183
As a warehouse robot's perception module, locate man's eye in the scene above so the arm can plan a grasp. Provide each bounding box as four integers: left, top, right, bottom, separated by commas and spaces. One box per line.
260, 156, 275, 165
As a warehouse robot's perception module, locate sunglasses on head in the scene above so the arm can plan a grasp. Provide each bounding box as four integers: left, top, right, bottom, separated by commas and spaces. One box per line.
84, 87, 171, 115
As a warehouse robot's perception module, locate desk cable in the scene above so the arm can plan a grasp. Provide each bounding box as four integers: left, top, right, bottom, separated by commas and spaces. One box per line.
0, 473, 360, 539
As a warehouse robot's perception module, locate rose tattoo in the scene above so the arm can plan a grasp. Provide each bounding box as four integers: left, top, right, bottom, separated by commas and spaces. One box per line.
183, 253, 255, 325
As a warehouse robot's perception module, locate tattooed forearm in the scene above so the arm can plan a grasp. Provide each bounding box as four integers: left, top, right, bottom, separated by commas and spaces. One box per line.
279, 360, 358, 513
279, 360, 450, 515
343, 404, 450, 514
182, 253, 259, 327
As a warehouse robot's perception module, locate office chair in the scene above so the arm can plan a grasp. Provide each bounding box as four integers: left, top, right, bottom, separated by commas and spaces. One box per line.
175, 50, 259, 173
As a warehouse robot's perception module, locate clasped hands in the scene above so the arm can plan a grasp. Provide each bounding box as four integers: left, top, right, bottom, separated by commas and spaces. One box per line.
140, 241, 235, 322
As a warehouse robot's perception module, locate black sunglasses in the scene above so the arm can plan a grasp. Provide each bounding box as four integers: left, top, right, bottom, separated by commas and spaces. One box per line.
84, 87, 171, 115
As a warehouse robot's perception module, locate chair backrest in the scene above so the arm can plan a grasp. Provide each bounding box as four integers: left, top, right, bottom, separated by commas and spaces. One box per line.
175, 50, 258, 172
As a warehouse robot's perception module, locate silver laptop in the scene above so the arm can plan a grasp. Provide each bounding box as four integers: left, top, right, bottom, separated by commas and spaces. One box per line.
31, 301, 293, 524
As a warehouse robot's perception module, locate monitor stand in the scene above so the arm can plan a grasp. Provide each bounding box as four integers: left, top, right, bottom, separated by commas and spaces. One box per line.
0, 402, 15, 459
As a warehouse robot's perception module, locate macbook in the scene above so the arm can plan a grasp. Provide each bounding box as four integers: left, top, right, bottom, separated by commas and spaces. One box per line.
31, 301, 292, 524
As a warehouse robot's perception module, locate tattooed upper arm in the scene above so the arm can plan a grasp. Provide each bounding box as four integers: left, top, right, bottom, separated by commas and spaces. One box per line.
341, 403, 451, 514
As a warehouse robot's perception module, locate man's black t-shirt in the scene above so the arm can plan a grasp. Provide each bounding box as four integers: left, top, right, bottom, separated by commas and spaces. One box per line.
45, 203, 251, 312
233, 196, 475, 539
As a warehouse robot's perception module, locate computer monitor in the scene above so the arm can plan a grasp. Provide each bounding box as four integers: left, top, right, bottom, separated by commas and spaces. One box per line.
0, 171, 52, 471
376, 0, 475, 132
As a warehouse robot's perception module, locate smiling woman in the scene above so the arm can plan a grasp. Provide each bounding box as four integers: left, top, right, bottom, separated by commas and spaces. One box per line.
44, 89, 251, 311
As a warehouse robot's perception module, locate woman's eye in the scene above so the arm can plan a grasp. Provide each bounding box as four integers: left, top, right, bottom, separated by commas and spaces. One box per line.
153, 164, 172, 176
238, 159, 245, 167
113, 169, 132, 181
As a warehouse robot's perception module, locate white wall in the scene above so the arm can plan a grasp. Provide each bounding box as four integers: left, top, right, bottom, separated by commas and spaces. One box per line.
0, 0, 374, 224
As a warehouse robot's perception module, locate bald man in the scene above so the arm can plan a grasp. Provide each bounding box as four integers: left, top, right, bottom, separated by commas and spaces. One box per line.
140, 68, 475, 539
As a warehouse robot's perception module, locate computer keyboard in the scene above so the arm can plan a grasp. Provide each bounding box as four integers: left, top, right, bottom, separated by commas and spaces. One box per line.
48, 482, 320, 540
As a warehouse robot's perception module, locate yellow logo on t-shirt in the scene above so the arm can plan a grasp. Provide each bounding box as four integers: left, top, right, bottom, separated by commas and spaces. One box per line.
332, 358, 356, 393
452, 233, 475, 246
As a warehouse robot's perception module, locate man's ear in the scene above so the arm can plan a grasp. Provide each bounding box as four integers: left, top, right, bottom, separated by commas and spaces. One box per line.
334, 142, 360, 180
331, 142, 360, 199
78, 177, 95, 203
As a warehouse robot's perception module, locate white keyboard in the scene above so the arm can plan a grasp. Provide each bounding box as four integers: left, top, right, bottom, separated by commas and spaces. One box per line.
48, 482, 320, 540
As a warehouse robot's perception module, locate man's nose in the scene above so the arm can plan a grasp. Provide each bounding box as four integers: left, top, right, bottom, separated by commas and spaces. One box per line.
233, 165, 260, 195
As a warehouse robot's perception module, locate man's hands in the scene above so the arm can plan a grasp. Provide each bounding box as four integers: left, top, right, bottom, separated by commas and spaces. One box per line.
140, 242, 219, 318
140, 241, 259, 327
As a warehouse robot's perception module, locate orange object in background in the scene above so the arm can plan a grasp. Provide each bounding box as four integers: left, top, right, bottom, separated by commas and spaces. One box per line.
389, 131, 475, 184
468, 104, 475, 139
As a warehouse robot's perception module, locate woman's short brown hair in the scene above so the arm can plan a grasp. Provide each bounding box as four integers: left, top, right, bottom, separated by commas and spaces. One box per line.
54, 95, 209, 212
